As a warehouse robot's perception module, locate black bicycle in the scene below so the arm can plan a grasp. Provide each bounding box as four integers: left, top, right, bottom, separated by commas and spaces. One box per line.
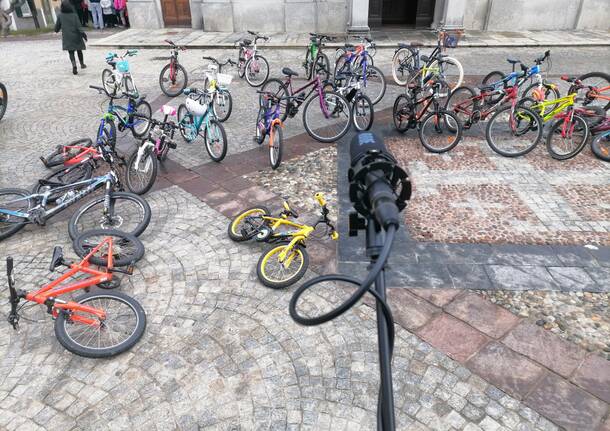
0, 82, 7, 121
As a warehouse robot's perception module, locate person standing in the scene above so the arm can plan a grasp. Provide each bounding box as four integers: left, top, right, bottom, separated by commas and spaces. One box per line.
89, 0, 103, 29
69, 0, 83, 25
114, 0, 126, 26
54, 0, 87, 75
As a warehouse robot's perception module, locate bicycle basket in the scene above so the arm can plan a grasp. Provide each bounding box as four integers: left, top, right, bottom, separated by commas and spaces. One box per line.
185, 97, 208, 116
217, 73, 233, 86
117, 60, 130, 73
442, 29, 463, 49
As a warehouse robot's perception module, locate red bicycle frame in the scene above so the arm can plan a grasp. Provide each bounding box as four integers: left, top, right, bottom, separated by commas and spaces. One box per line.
58, 145, 101, 167
281, 75, 333, 118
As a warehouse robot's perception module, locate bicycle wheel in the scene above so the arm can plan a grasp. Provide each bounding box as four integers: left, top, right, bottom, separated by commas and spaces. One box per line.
574, 72, 610, 110
433, 57, 464, 90
361, 65, 386, 105
33, 162, 94, 194
102, 69, 117, 97
546, 115, 589, 160
177, 104, 197, 143
445, 85, 476, 132
485, 105, 543, 157
0, 188, 32, 241
482, 71, 506, 104
125, 146, 158, 195
98, 118, 117, 148
577, 106, 607, 129
203, 119, 228, 162
522, 83, 561, 116
159, 62, 188, 97
391, 47, 416, 86
269, 123, 283, 170
393, 94, 413, 132
591, 132, 610, 162
352, 93, 374, 131
311, 53, 330, 81
122, 75, 138, 98
255, 107, 266, 145
260, 78, 289, 121
419, 109, 462, 153
228, 206, 270, 242
302, 91, 352, 143
54, 289, 146, 358
213, 90, 233, 122
257, 244, 309, 289
333, 53, 350, 84
131, 100, 151, 138
68, 191, 152, 240
0, 82, 7, 121
304, 48, 313, 80
245, 55, 269, 87
73, 228, 145, 267
41, 138, 93, 168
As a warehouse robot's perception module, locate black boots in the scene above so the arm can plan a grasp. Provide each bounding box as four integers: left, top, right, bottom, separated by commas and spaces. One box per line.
72, 61, 78, 75
80, 63, 87, 69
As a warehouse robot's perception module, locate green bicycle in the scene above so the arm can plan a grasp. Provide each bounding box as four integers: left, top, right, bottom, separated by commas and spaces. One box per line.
303, 33, 332, 81
177, 87, 228, 162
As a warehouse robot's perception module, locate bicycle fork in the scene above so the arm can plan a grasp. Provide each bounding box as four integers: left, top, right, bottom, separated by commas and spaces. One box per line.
134, 141, 155, 173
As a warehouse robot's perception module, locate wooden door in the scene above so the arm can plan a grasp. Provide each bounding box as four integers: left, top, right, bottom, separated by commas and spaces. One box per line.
381, 0, 409, 25
416, 0, 436, 28
161, 0, 191, 27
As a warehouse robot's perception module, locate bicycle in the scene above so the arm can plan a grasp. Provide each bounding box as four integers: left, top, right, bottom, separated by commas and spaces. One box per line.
158, 40, 188, 97
177, 87, 228, 162
6, 231, 146, 358
393, 78, 463, 153
567, 72, 610, 110
259, 67, 352, 143
201, 56, 236, 122
0, 81, 7, 121
391, 29, 464, 89
40, 138, 95, 169
333, 40, 386, 105
255, 91, 290, 169
324, 78, 374, 132
0, 160, 151, 241
228, 193, 338, 289
591, 129, 610, 162
102, 50, 140, 98
90, 85, 152, 145
235, 30, 270, 87
334, 35, 376, 67
303, 33, 332, 81
126, 105, 180, 194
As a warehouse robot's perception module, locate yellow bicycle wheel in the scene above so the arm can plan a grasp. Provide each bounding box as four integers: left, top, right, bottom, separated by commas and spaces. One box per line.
227, 206, 269, 242
257, 244, 309, 289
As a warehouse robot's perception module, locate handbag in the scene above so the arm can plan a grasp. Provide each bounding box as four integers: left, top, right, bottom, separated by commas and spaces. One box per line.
81, 31, 88, 42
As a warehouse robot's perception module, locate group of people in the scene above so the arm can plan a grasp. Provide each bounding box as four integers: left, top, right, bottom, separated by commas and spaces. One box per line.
70, 0, 128, 30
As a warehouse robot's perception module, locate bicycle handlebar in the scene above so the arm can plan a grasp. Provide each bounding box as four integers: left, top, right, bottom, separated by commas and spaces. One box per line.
247, 30, 270, 41
202, 56, 236, 66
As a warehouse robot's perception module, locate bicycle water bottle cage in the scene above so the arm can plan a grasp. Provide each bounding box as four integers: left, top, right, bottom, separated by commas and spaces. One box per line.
117, 61, 130, 73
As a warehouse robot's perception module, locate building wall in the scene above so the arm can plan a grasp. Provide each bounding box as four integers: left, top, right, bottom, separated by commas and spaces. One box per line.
463, 0, 610, 31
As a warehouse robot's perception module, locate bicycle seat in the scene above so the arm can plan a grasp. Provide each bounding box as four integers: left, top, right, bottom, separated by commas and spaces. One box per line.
561, 75, 578, 83
240, 39, 252, 46
344, 43, 354, 48
282, 67, 299, 77
506, 58, 520, 64
410, 41, 424, 47
49, 246, 64, 272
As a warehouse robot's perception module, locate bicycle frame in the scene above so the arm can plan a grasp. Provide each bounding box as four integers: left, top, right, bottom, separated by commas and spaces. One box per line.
531, 93, 576, 123
453, 86, 519, 123
283, 75, 333, 118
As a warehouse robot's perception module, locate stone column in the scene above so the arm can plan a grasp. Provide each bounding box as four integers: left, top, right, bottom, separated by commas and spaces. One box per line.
128, 0, 163, 28
439, 0, 465, 29
347, 0, 369, 32
201, 0, 233, 31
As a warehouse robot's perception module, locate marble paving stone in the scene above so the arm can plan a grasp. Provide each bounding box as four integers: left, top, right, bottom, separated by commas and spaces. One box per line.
571, 354, 610, 403
410, 288, 463, 308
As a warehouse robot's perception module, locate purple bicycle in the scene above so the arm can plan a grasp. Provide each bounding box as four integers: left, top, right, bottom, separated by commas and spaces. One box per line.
259, 67, 352, 143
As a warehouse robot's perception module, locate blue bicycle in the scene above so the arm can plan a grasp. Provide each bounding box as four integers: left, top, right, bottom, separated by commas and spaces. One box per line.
177, 88, 228, 162
255, 91, 289, 169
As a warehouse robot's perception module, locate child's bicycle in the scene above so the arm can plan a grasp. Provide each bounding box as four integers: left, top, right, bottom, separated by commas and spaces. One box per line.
158, 40, 188, 97
235, 30, 270, 87
255, 91, 292, 169
201, 56, 236, 122
303, 33, 333, 81
228, 193, 338, 289
125, 105, 181, 195
102, 50, 140, 98
6, 229, 146, 358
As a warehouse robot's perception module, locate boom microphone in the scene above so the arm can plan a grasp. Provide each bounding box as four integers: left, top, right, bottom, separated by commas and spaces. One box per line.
348, 132, 411, 229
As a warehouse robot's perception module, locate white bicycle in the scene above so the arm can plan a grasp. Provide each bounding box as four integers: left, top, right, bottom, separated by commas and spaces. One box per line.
102, 50, 140, 98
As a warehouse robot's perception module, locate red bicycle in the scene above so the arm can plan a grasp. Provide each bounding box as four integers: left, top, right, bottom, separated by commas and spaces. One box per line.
6, 229, 146, 358
159, 40, 188, 97
40, 138, 95, 168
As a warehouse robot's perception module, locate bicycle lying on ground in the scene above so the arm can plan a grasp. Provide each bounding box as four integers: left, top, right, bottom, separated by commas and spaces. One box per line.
259, 67, 352, 143
102, 50, 140, 98
6, 231, 146, 358
126, 105, 181, 194
177, 87, 228, 162
228, 193, 338, 288
159, 39, 188, 97
201, 56, 235, 122
235, 30, 270, 87
0, 81, 7, 121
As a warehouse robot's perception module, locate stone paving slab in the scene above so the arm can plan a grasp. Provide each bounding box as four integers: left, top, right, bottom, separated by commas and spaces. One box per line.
90, 28, 610, 49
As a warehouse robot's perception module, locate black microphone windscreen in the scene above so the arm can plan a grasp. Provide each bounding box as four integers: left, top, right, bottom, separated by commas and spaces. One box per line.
349, 132, 388, 166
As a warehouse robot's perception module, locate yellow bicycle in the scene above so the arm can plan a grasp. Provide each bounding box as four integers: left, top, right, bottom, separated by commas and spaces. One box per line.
228, 193, 338, 288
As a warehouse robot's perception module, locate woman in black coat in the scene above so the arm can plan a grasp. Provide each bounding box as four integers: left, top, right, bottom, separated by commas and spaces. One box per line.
54, 0, 87, 75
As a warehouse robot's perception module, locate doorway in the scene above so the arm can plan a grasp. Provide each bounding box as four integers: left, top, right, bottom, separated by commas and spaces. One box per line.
160, 0, 191, 27
368, 0, 436, 28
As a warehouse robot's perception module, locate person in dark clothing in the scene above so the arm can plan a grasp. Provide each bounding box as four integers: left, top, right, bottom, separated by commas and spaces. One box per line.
54, 0, 87, 75
70, 0, 83, 25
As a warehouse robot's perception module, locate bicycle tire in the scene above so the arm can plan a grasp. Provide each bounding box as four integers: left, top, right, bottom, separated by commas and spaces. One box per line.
269, 123, 283, 170
485, 105, 543, 157
213, 90, 233, 122
259, 78, 290, 122
521, 82, 561, 116
68, 191, 152, 240
302, 91, 352, 143
177, 104, 196, 143
419, 109, 463, 153
546, 115, 589, 160
311, 53, 330, 82
391, 47, 417, 86
0, 82, 7, 121
393, 94, 412, 132
131, 100, 152, 138
591, 132, 610, 162
125, 146, 158, 195
445, 85, 476, 132
245, 55, 269, 87
98, 118, 117, 148
0, 188, 32, 241
482, 71, 506, 104
159, 62, 188, 97
257, 244, 309, 289
304, 48, 313, 80
431, 56, 464, 90
33, 162, 94, 194
574, 71, 610, 110
54, 289, 146, 358
72, 228, 145, 267
361, 65, 386, 105
42, 138, 94, 168
255, 107, 266, 145
204, 119, 228, 162
227, 206, 270, 242
101, 69, 117, 97
352, 93, 374, 131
